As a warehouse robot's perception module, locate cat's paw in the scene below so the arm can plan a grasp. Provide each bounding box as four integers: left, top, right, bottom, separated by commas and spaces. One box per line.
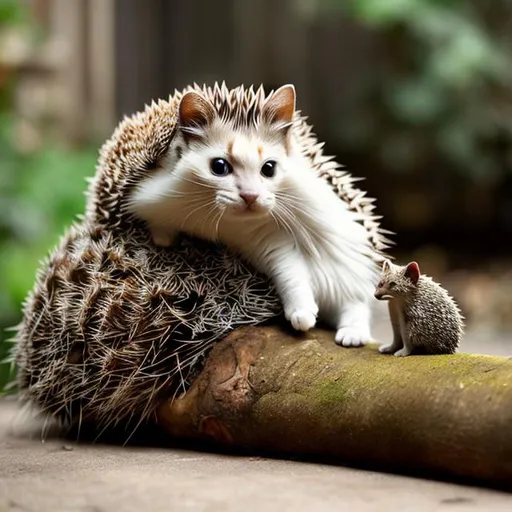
335, 327, 370, 348
394, 348, 412, 357
379, 343, 399, 354
151, 228, 175, 247
289, 310, 317, 332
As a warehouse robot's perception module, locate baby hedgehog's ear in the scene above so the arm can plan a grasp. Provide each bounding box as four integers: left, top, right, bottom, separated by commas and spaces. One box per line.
179, 92, 215, 141
404, 261, 421, 285
381, 259, 392, 272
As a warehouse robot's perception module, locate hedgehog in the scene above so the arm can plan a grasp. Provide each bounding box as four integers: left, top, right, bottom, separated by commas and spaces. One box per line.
374, 260, 464, 356
13, 83, 392, 438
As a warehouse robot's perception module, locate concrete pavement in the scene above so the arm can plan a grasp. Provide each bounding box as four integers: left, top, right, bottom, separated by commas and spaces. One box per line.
1, 399, 511, 512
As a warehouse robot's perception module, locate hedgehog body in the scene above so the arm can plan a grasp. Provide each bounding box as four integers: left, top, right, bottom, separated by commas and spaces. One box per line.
13, 83, 391, 435
374, 260, 464, 356
15, 223, 280, 432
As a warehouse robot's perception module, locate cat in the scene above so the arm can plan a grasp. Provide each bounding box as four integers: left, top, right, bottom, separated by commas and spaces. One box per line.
129, 84, 379, 347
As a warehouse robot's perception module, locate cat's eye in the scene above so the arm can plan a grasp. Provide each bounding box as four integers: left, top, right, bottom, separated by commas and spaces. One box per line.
261, 160, 277, 178
210, 158, 233, 177
389, 281, 396, 288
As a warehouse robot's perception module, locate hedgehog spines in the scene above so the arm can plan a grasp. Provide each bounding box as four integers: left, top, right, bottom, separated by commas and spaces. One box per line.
14, 82, 391, 438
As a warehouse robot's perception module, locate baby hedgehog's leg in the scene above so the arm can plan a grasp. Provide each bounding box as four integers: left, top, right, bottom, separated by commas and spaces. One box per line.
393, 321, 413, 357
379, 301, 403, 354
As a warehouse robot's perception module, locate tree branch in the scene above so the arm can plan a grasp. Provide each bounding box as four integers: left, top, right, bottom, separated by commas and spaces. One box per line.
158, 326, 512, 486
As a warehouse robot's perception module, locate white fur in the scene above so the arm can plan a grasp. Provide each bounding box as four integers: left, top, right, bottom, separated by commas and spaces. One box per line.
129, 117, 379, 346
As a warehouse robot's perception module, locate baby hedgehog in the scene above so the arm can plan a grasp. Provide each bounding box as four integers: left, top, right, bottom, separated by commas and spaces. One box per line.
374, 259, 464, 356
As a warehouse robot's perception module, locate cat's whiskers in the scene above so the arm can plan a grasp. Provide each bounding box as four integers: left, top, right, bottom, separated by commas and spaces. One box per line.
269, 210, 289, 244
276, 191, 335, 247
173, 174, 218, 191
272, 205, 300, 250
276, 190, 318, 214
277, 188, 332, 217
162, 189, 209, 199
275, 188, 304, 201
213, 206, 226, 242
277, 205, 307, 251
199, 202, 221, 240
175, 195, 212, 216
275, 201, 320, 259
179, 197, 216, 231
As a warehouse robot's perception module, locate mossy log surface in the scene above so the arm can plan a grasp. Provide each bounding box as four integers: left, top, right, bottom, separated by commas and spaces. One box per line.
158, 326, 512, 486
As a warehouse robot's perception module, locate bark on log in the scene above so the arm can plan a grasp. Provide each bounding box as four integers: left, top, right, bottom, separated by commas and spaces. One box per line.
157, 326, 512, 486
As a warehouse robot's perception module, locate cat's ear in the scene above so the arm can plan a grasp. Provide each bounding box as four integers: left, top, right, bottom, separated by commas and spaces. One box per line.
404, 261, 420, 284
179, 91, 215, 141
262, 84, 296, 129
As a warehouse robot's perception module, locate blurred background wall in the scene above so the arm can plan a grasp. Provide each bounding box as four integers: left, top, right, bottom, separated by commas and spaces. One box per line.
1, 0, 512, 386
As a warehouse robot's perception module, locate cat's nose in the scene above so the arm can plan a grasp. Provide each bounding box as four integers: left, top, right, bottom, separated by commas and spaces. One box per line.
239, 192, 259, 206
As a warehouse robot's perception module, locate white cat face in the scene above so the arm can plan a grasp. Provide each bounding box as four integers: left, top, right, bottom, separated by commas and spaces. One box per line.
170, 120, 294, 218
130, 85, 300, 237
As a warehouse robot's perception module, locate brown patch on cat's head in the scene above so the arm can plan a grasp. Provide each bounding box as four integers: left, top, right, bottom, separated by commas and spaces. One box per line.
284, 137, 291, 157
225, 140, 242, 167
257, 145, 263, 158
227, 140, 234, 161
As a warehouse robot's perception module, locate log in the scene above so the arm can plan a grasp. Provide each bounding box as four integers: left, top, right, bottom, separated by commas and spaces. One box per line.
157, 326, 512, 487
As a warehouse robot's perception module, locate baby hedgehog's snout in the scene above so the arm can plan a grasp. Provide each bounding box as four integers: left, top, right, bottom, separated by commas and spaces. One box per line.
374, 283, 393, 301
374, 280, 386, 300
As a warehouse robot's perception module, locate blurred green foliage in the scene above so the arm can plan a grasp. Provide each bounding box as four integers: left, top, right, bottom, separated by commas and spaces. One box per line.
0, 117, 97, 389
320, 0, 512, 179
0, 0, 27, 25
0, 2, 97, 389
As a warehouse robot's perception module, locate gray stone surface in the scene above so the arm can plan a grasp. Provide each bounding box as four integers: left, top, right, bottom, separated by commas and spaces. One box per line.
1, 399, 511, 512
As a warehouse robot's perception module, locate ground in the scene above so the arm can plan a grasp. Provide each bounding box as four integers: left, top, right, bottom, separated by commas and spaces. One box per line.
1, 311, 512, 511
1, 400, 512, 512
